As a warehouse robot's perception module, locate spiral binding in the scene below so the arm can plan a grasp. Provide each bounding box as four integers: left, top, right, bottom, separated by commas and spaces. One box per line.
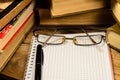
24, 36, 38, 80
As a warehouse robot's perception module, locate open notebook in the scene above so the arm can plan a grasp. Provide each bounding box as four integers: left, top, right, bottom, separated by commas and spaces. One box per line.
24, 32, 114, 80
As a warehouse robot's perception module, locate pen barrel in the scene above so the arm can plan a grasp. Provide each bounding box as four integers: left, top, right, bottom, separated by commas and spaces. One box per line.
35, 64, 41, 80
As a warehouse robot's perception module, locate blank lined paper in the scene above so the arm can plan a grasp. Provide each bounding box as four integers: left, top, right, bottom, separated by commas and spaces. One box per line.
24, 32, 114, 80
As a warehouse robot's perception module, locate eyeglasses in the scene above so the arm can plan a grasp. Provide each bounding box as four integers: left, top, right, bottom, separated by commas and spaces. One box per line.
33, 27, 105, 47
36, 34, 105, 46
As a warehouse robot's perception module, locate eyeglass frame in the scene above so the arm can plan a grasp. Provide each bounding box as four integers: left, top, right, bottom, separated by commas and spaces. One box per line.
35, 34, 105, 46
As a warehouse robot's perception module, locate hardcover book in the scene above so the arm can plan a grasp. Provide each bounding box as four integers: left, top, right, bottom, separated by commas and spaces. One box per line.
106, 23, 120, 52
111, 0, 120, 23
50, 0, 110, 17
106, 0, 120, 52
0, 0, 22, 19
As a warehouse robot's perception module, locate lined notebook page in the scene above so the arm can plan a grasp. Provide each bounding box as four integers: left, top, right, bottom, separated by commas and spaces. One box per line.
24, 32, 114, 80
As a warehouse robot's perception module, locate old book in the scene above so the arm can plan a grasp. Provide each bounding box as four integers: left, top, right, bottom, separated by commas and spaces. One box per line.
0, 13, 18, 39
0, 0, 22, 19
111, 0, 120, 23
106, 0, 120, 52
0, 1, 35, 71
106, 23, 120, 52
0, 0, 32, 30
0, 1, 34, 52
50, 0, 110, 17
38, 9, 115, 27
0, 0, 13, 10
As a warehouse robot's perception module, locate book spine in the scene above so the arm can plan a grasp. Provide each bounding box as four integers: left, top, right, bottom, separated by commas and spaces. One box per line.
0, 0, 32, 30
0, 1, 35, 51
0, 24, 12, 39
1, 12, 34, 51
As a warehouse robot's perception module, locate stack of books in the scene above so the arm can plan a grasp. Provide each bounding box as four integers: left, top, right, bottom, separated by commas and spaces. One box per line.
0, 0, 35, 71
36, 0, 115, 28
106, 0, 120, 52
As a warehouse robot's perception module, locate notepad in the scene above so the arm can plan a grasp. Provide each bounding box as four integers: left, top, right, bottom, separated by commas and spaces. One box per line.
24, 32, 114, 80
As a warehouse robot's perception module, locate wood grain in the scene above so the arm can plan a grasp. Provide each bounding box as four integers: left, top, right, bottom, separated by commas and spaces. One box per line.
111, 48, 120, 80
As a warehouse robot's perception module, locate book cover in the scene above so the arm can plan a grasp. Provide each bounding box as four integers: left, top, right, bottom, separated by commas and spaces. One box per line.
0, 0, 22, 19
111, 0, 120, 24
50, 0, 110, 17
106, 23, 120, 52
0, 1, 13, 10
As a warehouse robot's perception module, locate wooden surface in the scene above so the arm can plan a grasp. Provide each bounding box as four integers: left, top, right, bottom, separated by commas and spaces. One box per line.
0, 27, 120, 80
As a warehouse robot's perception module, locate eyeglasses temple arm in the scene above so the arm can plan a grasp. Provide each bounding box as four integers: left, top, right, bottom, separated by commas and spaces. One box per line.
81, 27, 97, 44
42, 29, 57, 47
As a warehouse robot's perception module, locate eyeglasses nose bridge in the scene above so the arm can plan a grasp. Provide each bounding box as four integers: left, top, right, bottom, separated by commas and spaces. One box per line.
62, 37, 66, 44
73, 37, 77, 44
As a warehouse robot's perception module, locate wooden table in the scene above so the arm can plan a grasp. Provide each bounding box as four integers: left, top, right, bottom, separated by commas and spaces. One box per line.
1, 28, 120, 80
